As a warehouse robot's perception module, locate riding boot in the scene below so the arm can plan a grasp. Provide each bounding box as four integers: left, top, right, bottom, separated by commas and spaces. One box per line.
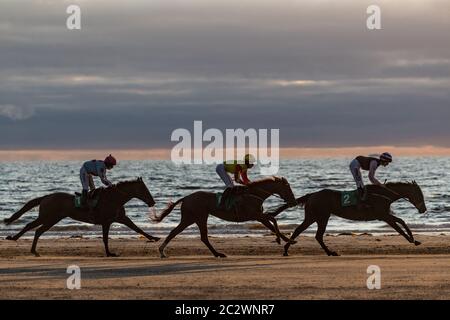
357, 187, 370, 210
83, 190, 96, 223
361, 187, 368, 202
221, 187, 233, 208
81, 190, 88, 208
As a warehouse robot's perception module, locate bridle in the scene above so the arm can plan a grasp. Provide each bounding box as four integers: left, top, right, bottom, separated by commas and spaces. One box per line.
384, 185, 424, 210
110, 183, 154, 207
248, 181, 295, 205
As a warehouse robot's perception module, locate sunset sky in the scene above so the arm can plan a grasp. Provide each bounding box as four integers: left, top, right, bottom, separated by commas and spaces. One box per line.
0, 0, 449, 159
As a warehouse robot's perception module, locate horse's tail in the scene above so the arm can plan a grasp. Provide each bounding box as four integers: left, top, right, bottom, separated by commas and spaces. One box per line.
150, 198, 184, 223
3, 196, 44, 225
296, 193, 312, 207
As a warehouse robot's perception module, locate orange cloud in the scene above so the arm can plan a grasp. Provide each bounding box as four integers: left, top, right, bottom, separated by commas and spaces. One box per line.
1, 145, 449, 161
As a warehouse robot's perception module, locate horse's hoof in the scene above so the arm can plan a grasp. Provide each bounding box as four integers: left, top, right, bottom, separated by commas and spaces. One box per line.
414, 241, 422, 246
159, 248, 167, 259
283, 252, 289, 257
148, 237, 160, 242
107, 253, 119, 257
32, 252, 40, 257
215, 253, 227, 258
6, 236, 14, 241
328, 251, 339, 256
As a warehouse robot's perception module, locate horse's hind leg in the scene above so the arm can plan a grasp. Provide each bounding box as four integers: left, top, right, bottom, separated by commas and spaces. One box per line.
159, 218, 193, 258
6, 218, 43, 241
283, 219, 315, 256
315, 216, 338, 256
30, 217, 62, 257
30, 224, 53, 257
196, 219, 226, 258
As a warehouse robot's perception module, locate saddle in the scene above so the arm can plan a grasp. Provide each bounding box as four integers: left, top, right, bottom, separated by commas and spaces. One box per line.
74, 189, 102, 209
216, 186, 249, 211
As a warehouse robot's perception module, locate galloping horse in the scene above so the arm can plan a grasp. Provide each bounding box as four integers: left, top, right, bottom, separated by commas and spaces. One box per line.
151, 177, 298, 258
269, 182, 427, 256
4, 178, 159, 257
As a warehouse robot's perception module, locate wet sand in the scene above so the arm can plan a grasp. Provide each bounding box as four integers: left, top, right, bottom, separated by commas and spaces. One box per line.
1, 234, 450, 299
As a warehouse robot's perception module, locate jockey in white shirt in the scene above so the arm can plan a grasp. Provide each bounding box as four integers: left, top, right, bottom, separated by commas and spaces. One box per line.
349, 152, 393, 202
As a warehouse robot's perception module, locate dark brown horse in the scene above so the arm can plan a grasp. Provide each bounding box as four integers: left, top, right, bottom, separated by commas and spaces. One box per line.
4, 178, 159, 257
151, 177, 298, 258
269, 182, 427, 256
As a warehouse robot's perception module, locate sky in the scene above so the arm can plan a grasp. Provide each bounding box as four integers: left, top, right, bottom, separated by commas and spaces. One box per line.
0, 0, 449, 153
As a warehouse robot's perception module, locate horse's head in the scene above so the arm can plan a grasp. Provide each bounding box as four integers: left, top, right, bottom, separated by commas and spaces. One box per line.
119, 177, 156, 207
408, 181, 427, 214
273, 177, 297, 207
389, 181, 427, 214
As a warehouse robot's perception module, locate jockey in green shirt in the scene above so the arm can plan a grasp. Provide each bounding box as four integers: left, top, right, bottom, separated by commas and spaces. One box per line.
216, 154, 255, 188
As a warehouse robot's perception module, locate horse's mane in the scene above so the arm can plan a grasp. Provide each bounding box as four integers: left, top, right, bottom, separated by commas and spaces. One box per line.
115, 178, 142, 187
385, 181, 418, 187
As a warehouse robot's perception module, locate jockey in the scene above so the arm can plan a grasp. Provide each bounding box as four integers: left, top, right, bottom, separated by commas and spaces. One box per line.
349, 152, 393, 203
216, 154, 255, 188
215, 154, 255, 206
80, 155, 117, 207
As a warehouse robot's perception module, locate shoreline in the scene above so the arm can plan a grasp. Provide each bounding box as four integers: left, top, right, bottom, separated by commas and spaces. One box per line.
2, 230, 450, 240
3, 234, 450, 257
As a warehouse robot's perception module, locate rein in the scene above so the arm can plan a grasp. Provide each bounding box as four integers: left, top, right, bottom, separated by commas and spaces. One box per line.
111, 185, 130, 198
383, 185, 411, 203
252, 186, 282, 199
371, 193, 392, 202
246, 194, 266, 202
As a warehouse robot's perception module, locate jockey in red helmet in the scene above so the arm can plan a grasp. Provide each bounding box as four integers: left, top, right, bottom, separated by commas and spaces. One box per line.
80, 155, 117, 207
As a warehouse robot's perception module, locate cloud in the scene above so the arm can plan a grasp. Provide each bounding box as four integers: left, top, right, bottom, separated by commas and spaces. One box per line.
0, 0, 449, 148
0, 105, 34, 120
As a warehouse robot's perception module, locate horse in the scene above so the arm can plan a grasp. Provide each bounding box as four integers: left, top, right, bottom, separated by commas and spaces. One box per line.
3, 178, 160, 257
269, 181, 427, 256
151, 177, 298, 258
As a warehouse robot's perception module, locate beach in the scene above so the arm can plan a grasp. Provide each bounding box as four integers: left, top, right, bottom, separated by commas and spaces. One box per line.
1, 234, 450, 300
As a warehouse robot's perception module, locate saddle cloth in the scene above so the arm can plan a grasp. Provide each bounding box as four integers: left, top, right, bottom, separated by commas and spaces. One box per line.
340, 190, 358, 207
215, 193, 238, 211
74, 189, 102, 209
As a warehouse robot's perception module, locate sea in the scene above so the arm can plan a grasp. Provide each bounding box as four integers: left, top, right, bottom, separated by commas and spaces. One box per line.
0, 158, 449, 238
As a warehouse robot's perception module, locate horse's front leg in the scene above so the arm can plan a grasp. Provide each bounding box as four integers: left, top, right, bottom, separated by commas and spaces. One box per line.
259, 214, 296, 245
258, 218, 282, 244
383, 215, 416, 245
116, 215, 160, 242
268, 215, 296, 244
391, 213, 421, 246
102, 223, 118, 257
